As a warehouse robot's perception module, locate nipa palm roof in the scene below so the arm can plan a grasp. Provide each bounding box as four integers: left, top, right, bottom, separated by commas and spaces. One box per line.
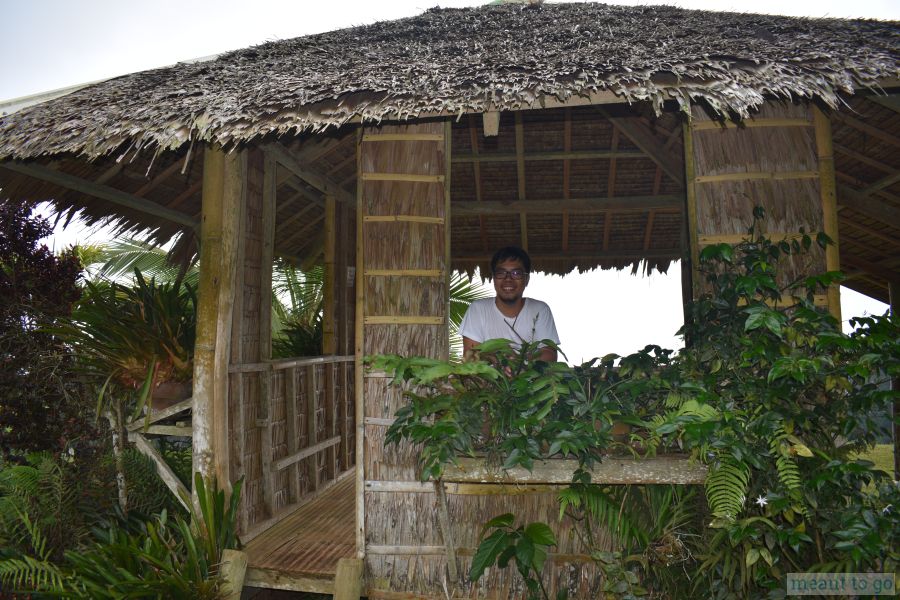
0, 2, 897, 161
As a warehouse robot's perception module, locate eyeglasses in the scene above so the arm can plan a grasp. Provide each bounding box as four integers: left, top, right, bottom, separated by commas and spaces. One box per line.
493, 269, 527, 280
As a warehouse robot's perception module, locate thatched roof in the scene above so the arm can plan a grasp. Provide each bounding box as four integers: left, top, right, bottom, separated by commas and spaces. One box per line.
1, 2, 897, 161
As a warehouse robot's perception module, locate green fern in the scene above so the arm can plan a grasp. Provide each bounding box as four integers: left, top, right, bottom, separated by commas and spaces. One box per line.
768, 429, 808, 517
705, 458, 750, 520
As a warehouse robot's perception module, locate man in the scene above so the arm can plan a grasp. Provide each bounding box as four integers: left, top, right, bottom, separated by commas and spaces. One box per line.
459, 246, 559, 362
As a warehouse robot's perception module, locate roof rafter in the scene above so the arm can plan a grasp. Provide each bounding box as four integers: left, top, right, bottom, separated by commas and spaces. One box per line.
0, 161, 198, 228
453, 195, 683, 215
600, 109, 685, 187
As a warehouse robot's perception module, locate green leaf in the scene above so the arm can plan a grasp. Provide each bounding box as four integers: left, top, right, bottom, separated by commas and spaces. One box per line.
524, 522, 557, 546
469, 530, 511, 581
746, 547, 760, 567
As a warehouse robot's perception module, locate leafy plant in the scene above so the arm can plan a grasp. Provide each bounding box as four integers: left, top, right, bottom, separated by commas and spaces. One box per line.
379, 209, 899, 598
469, 513, 557, 600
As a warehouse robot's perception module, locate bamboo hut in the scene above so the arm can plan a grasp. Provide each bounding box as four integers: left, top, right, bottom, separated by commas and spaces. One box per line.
1, 3, 898, 597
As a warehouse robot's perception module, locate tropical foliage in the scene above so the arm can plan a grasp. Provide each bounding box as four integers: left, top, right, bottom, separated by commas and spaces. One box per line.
377, 213, 899, 599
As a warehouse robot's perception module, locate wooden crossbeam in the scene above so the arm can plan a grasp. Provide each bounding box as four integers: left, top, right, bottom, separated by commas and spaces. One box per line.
834, 113, 900, 148
129, 432, 190, 510
834, 143, 897, 175
454, 248, 681, 262
452, 195, 683, 215
452, 149, 646, 163
837, 184, 900, 229
263, 143, 354, 205
860, 171, 900, 197
1, 161, 198, 228
695, 170, 819, 184
691, 117, 812, 131
840, 217, 900, 248
602, 110, 685, 187
442, 456, 707, 485
842, 253, 900, 282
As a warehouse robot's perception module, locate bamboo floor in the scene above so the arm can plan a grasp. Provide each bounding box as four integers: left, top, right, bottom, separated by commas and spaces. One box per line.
244, 470, 356, 593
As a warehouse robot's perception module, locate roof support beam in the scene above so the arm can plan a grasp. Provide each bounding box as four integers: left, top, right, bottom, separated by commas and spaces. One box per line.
262, 143, 354, 205
454, 248, 681, 263
839, 216, 900, 248
467, 115, 488, 254
453, 195, 683, 215
841, 254, 900, 283
514, 112, 527, 250
0, 161, 198, 228
452, 149, 645, 163
601, 109, 685, 187
562, 108, 571, 252
834, 113, 900, 148
837, 184, 900, 229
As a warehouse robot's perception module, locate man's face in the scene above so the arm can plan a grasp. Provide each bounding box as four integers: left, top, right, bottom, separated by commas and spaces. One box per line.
493, 258, 529, 305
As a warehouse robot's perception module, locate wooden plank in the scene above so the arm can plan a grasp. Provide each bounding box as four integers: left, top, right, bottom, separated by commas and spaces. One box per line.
442, 456, 707, 485
452, 194, 683, 215
363, 417, 395, 426
359, 172, 444, 183
695, 170, 819, 184
365, 480, 433, 493
362, 133, 444, 142
363, 316, 444, 325
691, 118, 812, 131
814, 106, 842, 321
362, 215, 444, 224
0, 162, 199, 228
144, 425, 193, 437
130, 432, 190, 511
263, 142, 355, 205
244, 568, 334, 594
365, 269, 443, 277
127, 397, 192, 431
366, 545, 447, 555
274, 435, 342, 471
307, 365, 319, 492
285, 367, 301, 503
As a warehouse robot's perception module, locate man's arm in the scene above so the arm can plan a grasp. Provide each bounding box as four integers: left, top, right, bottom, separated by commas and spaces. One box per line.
538, 345, 558, 362
463, 336, 479, 361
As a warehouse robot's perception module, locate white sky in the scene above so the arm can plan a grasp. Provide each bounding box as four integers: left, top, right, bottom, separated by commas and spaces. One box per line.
3, 0, 893, 363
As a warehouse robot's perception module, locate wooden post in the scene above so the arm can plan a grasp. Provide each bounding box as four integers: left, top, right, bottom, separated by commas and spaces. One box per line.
324, 195, 337, 355
193, 146, 243, 487
891, 280, 899, 481
682, 120, 700, 303
814, 106, 842, 322
354, 128, 366, 560
220, 549, 248, 600
307, 364, 319, 491
334, 557, 364, 600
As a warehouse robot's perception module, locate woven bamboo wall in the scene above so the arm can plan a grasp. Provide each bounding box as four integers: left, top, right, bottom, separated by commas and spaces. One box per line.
359, 121, 605, 598
687, 102, 829, 301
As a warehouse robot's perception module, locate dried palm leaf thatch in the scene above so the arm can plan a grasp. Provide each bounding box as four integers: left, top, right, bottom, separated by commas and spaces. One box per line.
1, 3, 896, 161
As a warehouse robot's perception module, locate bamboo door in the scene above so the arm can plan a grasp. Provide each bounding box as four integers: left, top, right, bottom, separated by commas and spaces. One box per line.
354, 121, 452, 591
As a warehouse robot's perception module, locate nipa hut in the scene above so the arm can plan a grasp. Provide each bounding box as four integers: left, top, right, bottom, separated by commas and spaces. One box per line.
1, 3, 898, 598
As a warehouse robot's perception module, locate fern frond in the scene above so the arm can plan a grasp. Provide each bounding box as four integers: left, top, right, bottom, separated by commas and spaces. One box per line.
706, 458, 750, 520
0, 554, 67, 592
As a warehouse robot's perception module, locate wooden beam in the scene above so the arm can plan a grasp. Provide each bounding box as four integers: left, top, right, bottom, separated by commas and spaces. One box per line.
334, 558, 363, 600
136, 159, 185, 197
467, 115, 488, 254
602, 110, 685, 187
840, 217, 900, 248
0, 161, 198, 228
562, 108, 571, 253
870, 94, 900, 116
263, 142, 355, 205
834, 112, 900, 148
837, 184, 900, 229
515, 112, 526, 204
220, 549, 248, 600
244, 568, 334, 594
452, 195, 682, 215
323, 196, 337, 354
452, 149, 645, 164
273, 435, 341, 471
482, 111, 500, 137
834, 143, 897, 175
130, 432, 190, 510
683, 121, 700, 301
127, 397, 192, 431
442, 456, 707, 485
860, 171, 900, 197
454, 248, 680, 262
842, 254, 900, 282
643, 210, 656, 251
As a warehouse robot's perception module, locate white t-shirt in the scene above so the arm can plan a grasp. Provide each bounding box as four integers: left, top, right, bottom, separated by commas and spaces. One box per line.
459, 298, 560, 348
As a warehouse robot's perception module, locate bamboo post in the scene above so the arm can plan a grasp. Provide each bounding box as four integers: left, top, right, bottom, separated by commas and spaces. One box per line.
285, 366, 300, 503
307, 364, 319, 491
324, 195, 337, 355
682, 119, 700, 303
354, 127, 366, 559
193, 146, 242, 487
813, 106, 842, 322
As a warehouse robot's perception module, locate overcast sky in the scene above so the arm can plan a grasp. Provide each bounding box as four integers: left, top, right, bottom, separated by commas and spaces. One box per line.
2, 0, 893, 362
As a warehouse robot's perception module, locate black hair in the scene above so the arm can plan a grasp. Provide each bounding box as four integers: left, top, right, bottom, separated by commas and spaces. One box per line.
490, 246, 532, 275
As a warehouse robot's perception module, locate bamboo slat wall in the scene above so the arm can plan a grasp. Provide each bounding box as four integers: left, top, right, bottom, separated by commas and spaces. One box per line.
359, 122, 607, 598
686, 102, 834, 310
